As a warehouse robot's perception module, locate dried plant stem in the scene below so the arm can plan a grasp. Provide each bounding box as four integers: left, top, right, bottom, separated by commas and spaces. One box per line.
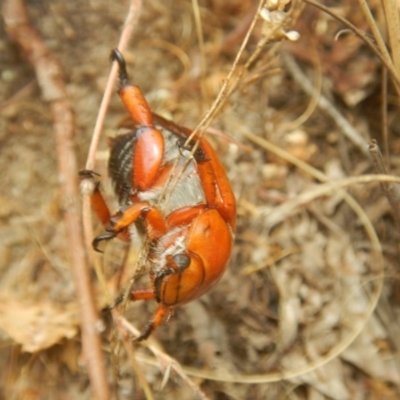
186, 0, 266, 143
369, 140, 400, 229
85, 0, 142, 172
120, 317, 210, 400
381, 67, 389, 160
2, 0, 110, 398
81, 1, 142, 304
382, 0, 400, 73
114, 313, 154, 400
79, 2, 158, 397
282, 53, 369, 155
191, 0, 207, 105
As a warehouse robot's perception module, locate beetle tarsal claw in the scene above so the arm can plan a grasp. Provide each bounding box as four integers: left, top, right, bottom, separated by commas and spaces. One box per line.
101, 293, 124, 313
92, 232, 117, 252
79, 169, 101, 180
110, 48, 130, 87
133, 326, 152, 342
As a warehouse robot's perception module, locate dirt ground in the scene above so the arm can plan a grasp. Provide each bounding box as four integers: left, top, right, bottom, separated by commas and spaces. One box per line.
1, 0, 400, 399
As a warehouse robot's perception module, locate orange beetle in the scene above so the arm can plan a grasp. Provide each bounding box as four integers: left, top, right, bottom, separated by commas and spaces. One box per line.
90, 49, 236, 341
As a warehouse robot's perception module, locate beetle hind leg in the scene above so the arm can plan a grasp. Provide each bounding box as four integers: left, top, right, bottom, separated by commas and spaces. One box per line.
134, 303, 171, 342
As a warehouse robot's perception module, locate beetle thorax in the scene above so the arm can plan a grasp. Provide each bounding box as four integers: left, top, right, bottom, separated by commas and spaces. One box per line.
108, 126, 206, 214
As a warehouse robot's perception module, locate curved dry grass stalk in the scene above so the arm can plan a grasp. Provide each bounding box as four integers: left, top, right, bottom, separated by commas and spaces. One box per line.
264, 174, 400, 227
281, 41, 322, 131
141, 38, 192, 87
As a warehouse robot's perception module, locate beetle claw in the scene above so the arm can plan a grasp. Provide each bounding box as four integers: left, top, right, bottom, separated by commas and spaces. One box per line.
110, 48, 130, 87
101, 293, 124, 313
92, 232, 117, 252
79, 169, 101, 179
133, 323, 154, 342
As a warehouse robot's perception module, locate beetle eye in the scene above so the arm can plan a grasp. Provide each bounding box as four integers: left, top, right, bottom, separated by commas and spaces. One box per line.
172, 253, 190, 271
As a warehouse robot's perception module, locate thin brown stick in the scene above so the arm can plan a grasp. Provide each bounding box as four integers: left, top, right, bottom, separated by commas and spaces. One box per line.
2, 1, 110, 398
368, 139, 400, 229
85, 0, 142, 172
81, 1, 142, 300
80, 0, 148, 395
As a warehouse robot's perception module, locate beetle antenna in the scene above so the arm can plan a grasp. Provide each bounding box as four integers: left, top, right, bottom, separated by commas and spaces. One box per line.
110, 48, 130, 87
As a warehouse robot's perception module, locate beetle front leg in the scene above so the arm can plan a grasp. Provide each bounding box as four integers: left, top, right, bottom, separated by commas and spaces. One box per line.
92, 202, 168, 252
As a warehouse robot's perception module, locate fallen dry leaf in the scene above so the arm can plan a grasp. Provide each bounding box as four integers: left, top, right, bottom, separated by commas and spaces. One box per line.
0, 295, 79, 352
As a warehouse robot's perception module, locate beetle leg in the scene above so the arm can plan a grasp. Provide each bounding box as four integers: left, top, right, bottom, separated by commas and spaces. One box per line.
79, 170, 112, 227
132, 126, 164, 192
110, 49, 165, 192
90, 183, 112, 227
93, 231, 117, 253
134, 304, 171, 342
110, 202, 167, 239
150, 113, 236, 229
196, 139, 236, 230
130, 288, 156, 301
103, 287, 171, 341
110, 49, 153, 126
92, 201, 168, 251
165, 204, 207, 227
102, 289, 155, 313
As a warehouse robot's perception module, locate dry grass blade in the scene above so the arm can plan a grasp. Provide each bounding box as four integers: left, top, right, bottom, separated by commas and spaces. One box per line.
382, 0, 400, 73
264, 174, 400, 227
